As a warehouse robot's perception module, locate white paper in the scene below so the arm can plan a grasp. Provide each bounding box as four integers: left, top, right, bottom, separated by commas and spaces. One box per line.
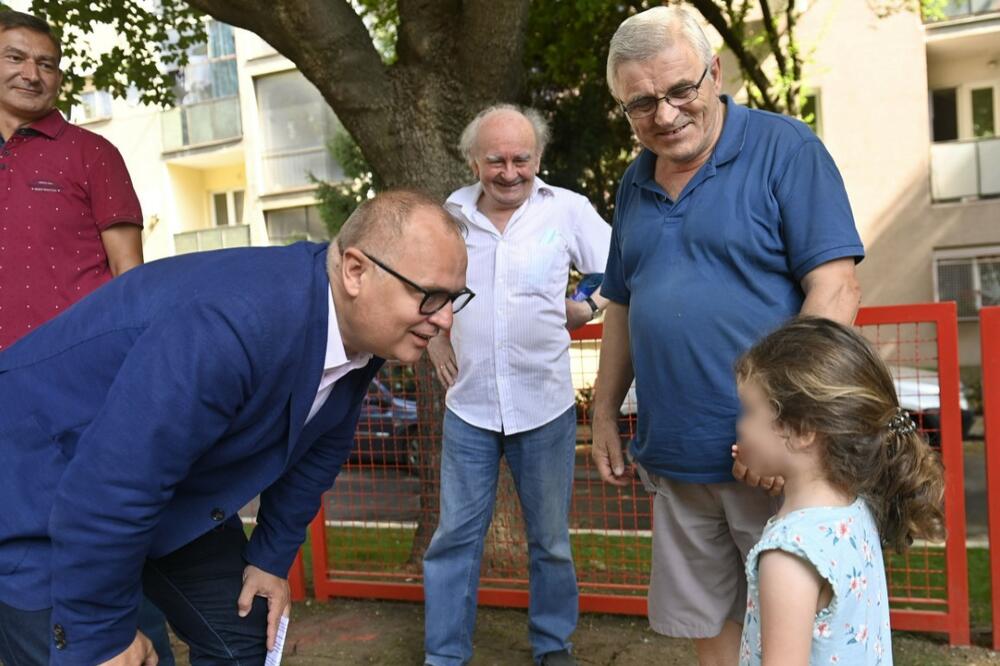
264, 615, 290, 666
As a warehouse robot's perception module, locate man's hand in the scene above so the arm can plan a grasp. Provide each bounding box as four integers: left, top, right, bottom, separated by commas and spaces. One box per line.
427, 335, 458, 389
238, 564, 290, 652
591, 415, 633, 487
98, 631, 157, 666
565, 298, 594, 331
731, 445, 784, 496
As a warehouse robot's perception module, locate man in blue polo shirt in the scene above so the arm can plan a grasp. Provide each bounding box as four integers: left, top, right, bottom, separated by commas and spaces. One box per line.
591, 7, 863, 665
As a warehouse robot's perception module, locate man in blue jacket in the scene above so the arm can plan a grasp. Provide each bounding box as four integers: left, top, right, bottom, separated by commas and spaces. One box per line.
0, 189, 472, 666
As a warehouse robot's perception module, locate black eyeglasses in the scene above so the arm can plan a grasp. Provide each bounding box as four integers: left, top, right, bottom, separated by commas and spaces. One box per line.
362, 251, 475, 315
620, 66, 709, 119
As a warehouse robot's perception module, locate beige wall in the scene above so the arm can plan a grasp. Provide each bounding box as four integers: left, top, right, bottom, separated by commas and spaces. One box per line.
785, 1, 1000, 366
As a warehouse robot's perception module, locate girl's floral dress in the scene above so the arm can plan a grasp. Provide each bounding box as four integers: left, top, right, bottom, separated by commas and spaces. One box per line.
739, 498, 892, 665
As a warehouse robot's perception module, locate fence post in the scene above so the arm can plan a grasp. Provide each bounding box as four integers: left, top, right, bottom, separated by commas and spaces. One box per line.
310, 507, 331, 601
981, 306, 1000, 649
288, 550, 307, 601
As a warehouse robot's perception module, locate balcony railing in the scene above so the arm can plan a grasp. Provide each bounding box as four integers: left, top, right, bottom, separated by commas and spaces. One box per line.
174, 224, 251, 255
924, 0, 1000, 21
161, 96, 242, 152
930, 136, 1000, 201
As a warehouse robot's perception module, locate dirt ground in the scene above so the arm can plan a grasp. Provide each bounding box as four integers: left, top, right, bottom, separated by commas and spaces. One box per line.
167, 597, 1000, 665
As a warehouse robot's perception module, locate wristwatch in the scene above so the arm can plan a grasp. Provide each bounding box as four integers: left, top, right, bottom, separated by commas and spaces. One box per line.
585, 295, 600, 320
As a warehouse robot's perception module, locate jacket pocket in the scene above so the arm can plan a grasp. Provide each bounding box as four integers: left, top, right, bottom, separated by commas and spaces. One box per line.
0, 414, 68, 574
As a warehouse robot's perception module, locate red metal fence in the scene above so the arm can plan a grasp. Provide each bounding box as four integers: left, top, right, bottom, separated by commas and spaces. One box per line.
283, 302, 971, 645
981, 306, 1000, 649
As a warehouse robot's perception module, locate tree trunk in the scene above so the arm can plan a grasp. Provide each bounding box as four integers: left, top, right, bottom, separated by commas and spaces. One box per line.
185, 0, 532, 571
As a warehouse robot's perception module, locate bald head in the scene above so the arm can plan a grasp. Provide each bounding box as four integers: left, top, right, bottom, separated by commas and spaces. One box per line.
334, 189, 465, 264
458, 104, 550, 167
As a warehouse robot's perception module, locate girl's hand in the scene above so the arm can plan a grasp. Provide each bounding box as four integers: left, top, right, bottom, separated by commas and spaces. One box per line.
731, 444, 785, 497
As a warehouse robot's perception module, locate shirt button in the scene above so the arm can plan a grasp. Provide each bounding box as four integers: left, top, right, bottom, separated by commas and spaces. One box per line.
210, 508, 225, 522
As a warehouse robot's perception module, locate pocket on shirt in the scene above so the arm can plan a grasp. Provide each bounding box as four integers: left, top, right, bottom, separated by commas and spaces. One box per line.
514, 229, 570, 296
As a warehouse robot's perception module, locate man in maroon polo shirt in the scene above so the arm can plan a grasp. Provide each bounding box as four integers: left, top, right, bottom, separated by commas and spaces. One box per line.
0, 10, 143, 351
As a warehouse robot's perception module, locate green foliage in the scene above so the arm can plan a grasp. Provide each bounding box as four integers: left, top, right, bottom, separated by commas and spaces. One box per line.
313, 129, 382, 238
523, 0, 649, 222
354, 0, 398, 64
1, 0, 206, 110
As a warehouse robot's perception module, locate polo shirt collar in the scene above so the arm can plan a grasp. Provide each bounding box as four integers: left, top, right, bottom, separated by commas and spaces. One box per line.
25, 108, 66, 139
713, 95, 748, 167
631, 94, 749, 190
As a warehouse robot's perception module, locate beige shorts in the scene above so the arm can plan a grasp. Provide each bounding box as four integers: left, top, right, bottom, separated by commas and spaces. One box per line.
636, 463, 777, 639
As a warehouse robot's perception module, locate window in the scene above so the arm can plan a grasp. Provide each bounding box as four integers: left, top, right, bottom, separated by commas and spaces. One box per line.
211, 190, 245, 226
972, 87, 996, 138
71, 90, 113, 123
264, 205, 329, 244
255, 70, 345, 192
935, 249, 1000, 319
172, 20, 238, 106
931, 88, 958, 142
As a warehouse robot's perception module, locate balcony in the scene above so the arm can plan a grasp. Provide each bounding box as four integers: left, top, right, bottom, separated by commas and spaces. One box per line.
925, 0, 1000, 21
174, 224, 251, 254
930, 136, 1000, 201
161, 96, 242, 153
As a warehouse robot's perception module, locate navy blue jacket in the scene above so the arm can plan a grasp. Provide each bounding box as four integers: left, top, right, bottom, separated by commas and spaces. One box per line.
0, 242, 381, 664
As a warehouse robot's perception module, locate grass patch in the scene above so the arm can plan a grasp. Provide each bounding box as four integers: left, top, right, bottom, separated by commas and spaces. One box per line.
266, 522, 990, 630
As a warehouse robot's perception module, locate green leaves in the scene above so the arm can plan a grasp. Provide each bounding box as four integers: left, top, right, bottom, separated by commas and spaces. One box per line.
7, 0, 206, 110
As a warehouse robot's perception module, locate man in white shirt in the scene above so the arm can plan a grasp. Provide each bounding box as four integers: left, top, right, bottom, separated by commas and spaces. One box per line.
423, 105, 612, 666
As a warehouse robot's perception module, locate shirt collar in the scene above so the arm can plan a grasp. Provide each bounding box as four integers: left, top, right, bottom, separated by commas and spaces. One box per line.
324, 288, 371, 374
446, 176, 554, 221
632, 94, 748, 187
24, 108, 66, 140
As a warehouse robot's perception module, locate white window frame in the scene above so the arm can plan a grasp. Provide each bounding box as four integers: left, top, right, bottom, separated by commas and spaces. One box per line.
71, 89, 113, 124
209, 189, 245, 227
933, 246, 1000, 320
957, 79, 999, 140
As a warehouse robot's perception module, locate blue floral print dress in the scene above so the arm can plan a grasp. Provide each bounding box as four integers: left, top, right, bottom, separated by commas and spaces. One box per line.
739, 498, 892, 665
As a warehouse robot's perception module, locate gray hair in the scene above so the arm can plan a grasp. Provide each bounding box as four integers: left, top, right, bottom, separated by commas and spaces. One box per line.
458, 104, 551, 166
606, 5, 713, 97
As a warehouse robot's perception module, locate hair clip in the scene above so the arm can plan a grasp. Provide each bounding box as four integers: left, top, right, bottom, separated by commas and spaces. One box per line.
888, 407, 917, 436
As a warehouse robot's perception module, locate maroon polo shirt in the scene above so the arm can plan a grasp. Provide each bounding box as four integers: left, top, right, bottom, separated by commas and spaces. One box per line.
0, 109, 142, 350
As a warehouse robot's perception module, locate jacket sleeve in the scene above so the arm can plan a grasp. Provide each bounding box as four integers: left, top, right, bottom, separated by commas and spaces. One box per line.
47, 296, 266, 666
244, 361, 381, 577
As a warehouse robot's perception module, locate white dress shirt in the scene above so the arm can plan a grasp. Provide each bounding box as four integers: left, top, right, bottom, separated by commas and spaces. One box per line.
306, 289, 373, 425
444, 177, 611, 434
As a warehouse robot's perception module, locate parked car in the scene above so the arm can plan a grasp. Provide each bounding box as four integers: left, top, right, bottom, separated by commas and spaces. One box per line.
348, 379, 420, 470
890, 365, 974, 445
617, 365, 974, 446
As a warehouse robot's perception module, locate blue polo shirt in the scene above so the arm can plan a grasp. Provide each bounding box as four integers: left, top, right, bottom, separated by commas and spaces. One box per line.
603, 95, 864, 483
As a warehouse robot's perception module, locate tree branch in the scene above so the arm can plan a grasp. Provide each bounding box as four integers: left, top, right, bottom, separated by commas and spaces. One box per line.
457, 0, 531, 105
759, 0, 787, 80
396, 0, 462, 69
186, 0, 392, 115
785, 4, 802, 116
687, 0, 778, 111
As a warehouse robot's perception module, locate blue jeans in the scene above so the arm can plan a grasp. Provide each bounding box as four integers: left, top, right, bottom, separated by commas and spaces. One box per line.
423, 407, 578, 665
0, 523, 268, 666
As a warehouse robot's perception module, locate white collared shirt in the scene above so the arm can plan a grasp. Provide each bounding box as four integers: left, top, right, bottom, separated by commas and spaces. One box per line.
444, 177, 611, 434
306, 289, 373, 425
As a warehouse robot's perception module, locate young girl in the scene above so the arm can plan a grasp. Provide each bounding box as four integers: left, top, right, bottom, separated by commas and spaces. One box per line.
733, 316, 946, 665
